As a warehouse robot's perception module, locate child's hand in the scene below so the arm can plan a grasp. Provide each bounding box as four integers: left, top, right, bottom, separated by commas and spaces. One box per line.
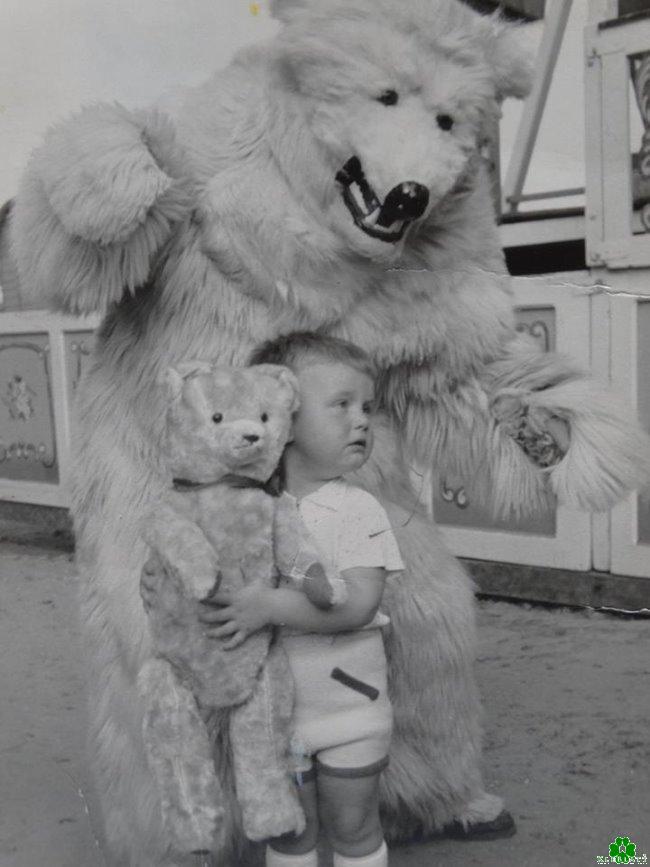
199, 584, 273, 650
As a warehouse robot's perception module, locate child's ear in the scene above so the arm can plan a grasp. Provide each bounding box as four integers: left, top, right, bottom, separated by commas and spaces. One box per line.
287, 382, 300, 414
284, 412, 297, 445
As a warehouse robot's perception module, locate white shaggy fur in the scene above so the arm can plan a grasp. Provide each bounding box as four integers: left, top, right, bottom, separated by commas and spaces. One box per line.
9, 1, 650, 864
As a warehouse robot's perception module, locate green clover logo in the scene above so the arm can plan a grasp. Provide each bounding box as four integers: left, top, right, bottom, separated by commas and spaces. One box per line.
609, 837, 637, 864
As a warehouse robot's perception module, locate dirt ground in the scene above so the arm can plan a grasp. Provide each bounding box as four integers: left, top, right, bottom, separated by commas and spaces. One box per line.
1, 541, 648, 867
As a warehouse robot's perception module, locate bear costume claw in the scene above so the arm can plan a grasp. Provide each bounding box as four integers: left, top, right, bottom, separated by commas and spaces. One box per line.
443, 809, 517, 841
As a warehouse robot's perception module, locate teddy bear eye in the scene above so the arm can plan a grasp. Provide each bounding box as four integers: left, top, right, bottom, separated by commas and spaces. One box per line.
261, 412, 269, 422
377, 89, 398, 106
212, 412, 223, 424
436, 113, 454, 131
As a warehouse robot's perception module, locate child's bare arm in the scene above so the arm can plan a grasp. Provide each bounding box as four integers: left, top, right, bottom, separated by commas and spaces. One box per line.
200, 567, 386, 649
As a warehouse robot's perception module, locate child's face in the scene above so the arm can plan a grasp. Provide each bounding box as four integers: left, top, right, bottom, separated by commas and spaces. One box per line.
290, 362, 375, 479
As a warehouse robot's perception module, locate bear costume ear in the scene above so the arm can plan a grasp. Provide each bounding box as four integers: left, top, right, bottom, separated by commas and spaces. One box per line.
253, 364, 301, 413
485, 17, 535, 101
163, 360, 214, 401
269, 0, 310, 23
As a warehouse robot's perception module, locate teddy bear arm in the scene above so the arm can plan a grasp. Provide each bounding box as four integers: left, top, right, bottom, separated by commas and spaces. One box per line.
143, 502, 221, 600
273, 493, 347, 608
11, 103, 194, 314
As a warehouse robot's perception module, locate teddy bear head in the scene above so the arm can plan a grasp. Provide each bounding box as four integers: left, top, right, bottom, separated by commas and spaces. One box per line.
161, 362, 300, 484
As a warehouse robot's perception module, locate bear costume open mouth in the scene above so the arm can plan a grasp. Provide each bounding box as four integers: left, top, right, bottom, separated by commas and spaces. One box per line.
335, 156, 429, 244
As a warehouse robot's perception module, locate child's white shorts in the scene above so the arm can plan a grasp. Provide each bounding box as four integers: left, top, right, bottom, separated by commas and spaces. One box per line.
280, 628, 393, 780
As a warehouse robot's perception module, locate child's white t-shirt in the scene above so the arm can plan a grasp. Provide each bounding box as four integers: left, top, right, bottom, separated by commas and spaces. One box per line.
291, 478, 404, 629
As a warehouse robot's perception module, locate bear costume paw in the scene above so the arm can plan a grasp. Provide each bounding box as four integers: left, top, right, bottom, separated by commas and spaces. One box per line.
11, 103, 195, 313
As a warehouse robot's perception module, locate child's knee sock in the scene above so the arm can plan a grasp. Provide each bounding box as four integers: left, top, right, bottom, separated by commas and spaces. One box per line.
333, 840, 388, 867
265, 846, 318, 867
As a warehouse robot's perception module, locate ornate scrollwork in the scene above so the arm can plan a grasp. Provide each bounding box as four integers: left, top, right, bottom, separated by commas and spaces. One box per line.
633, 53, 650, 177
3, 374, 35, 421
631, 52, 650, 231
440, 479, 469, 509
69, 338, 92, 390
0, 439, 55, 468
0, 340, 57, 471
515, 320, 550, 352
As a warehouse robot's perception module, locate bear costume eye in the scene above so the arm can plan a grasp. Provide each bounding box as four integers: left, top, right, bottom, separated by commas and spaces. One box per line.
377, 89, 398, 106
261, 412, 269, 422
437, 113, 454, 131
212, 412, 223, 423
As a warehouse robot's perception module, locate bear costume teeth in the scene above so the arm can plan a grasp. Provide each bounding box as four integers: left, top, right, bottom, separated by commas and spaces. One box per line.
336, 155, 423, 242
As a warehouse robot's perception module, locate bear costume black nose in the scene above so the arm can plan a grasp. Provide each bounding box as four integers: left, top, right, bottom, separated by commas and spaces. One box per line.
378, 182, 429, 225
244, 434, 259, 443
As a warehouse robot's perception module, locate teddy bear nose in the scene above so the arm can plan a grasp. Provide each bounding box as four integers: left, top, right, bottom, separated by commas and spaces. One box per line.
244, 434, 259, 443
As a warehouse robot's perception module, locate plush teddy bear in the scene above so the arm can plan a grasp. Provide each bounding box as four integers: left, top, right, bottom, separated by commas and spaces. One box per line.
138, 361, 345, 855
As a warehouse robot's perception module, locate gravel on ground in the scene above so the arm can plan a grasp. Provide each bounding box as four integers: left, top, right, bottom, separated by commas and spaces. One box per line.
1, 542, 648, 867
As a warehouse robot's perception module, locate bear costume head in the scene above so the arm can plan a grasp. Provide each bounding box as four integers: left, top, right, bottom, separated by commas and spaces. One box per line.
259, 0, 534, 262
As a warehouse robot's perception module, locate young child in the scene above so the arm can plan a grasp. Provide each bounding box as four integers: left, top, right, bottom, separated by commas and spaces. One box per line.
200, 332, 403, 867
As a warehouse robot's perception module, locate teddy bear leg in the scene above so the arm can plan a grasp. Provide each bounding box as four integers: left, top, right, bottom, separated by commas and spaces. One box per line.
138, 658, 225, 857
229, 642, 305, 842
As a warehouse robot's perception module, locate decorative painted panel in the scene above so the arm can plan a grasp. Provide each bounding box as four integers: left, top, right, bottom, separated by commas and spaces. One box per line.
637, 300, 650, 543
630, 52, 650, 233
432, 306, 557, 537
0, 333, 58, 483
585, 17, 650, 267
64, 330, 96, 405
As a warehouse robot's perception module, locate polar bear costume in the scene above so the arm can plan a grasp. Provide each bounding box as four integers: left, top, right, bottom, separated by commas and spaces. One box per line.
9, 0, 650, 864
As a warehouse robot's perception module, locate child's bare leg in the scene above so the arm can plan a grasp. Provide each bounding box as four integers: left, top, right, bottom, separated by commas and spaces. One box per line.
266, 775, 319, 864
318, 771, 387, 863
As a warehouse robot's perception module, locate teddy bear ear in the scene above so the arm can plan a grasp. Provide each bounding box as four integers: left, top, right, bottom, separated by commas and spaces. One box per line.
254, 364, 301, 412
174, 360, 215, 379
162, 360, 214, 401
163, 367, 185, 402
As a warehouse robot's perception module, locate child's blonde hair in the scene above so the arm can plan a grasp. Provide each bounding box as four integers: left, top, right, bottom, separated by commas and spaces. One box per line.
248, 330, 375, 380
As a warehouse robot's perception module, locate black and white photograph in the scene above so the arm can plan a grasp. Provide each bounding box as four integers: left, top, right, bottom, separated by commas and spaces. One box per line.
0, 1, 649, 865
